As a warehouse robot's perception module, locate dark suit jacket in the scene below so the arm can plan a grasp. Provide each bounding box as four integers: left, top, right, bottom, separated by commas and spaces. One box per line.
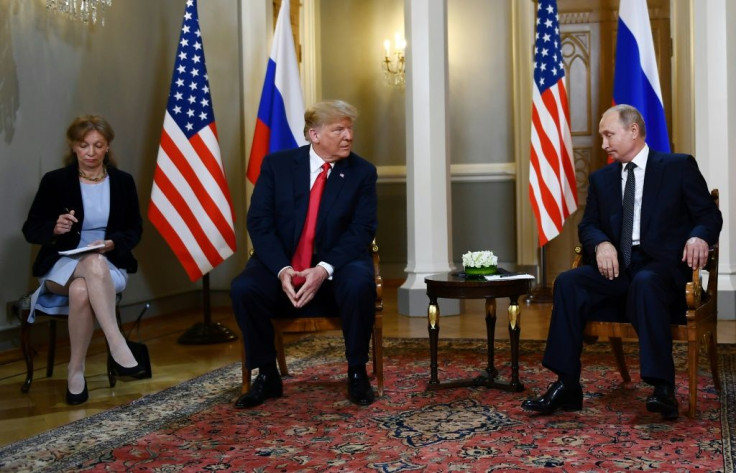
247, 145, 378, 276
22, 163, 143, 277
578, 150, 722, 278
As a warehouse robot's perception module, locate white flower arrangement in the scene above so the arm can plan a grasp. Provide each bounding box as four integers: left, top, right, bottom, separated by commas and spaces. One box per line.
462, 250, 498, 268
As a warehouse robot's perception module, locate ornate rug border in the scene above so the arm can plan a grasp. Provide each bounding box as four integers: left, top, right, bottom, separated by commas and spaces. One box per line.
0, 363, 241, 472
0, 335, 357, 472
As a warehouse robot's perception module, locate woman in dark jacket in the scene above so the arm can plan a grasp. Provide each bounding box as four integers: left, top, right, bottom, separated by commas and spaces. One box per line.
22, 115, 143, 405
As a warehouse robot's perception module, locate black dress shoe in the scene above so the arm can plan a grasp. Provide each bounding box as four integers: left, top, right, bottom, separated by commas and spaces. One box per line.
235, 371, 283, 409
347, 368, 375, 406
66, 379, 89, 405
646, 384, 679, 420
521, 380, 583, 414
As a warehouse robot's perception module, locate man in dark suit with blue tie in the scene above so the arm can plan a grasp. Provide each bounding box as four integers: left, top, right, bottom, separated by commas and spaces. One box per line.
522, 104, 722, 419
231, 100, 378, 408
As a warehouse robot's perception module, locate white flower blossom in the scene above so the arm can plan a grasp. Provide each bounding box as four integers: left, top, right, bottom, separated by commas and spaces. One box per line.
462, 250, 498, 268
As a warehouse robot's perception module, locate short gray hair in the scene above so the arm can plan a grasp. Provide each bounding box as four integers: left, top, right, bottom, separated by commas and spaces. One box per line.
606, 104, 647, 138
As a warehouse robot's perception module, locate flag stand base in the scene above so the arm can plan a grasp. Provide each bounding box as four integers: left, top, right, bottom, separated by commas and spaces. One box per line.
178, 322, 238, 345
177, 274, 239, 345
526, 244, 554, 304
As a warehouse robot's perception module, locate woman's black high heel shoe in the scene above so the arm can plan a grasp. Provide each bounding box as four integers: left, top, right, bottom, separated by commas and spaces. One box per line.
109, 357, 147, 379
66, 379, 89, 405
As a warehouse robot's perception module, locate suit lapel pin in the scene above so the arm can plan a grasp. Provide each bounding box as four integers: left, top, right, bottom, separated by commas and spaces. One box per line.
340, 173, 345, 178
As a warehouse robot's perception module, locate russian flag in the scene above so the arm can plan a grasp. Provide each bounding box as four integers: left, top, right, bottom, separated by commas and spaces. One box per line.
613, 0, 670, 152
246, 0, 307, 184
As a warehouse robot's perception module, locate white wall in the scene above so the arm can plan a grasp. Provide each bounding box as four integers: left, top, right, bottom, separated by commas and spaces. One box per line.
0, 0, 245, 344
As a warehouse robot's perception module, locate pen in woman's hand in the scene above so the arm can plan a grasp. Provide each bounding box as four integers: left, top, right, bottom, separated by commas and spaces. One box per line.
59, 208, 80, 235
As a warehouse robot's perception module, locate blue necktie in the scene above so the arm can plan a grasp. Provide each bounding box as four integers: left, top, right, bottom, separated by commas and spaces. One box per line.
621, 162, 636, 267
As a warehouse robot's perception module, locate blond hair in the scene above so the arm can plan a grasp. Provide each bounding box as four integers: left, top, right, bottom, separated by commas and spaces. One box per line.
63, 115, 117, 166
303, 100, 358, 141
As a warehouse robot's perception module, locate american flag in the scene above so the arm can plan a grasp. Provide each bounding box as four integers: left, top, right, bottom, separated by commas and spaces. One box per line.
149, 0, 236, 281
529, 0, 578, 246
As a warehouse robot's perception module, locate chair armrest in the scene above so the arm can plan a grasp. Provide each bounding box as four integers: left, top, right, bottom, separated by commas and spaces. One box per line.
372, 239, 384, 312
572, 245, 583, 269
686, 246, 717, 311
685, 267, 702, 310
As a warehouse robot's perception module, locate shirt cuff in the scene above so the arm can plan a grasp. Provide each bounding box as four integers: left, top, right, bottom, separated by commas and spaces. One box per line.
317, 261, 334, 279
277, 266, 292, 278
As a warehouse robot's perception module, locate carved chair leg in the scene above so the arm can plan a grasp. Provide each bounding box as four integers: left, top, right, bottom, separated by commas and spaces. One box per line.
19, 316, 34, 393
274, 329, 289, 376
373, 322, 384, 397
106, 299, 125, 388
608, 337, 631, 383
107, 348, 118, 388
687, 340, 699, 419
106, 332, 118, 388
47, 320, 57, 378
371, 331, 377, 376
707, 331, 721, 391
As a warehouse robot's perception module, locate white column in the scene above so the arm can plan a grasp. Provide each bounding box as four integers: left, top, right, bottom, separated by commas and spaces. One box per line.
398, 0, 459, 316
301, 1, 320, 105
239, 1, 272, 254
239, 1, 271, 162
693, 0, 736, 319
512, 0, 536, 267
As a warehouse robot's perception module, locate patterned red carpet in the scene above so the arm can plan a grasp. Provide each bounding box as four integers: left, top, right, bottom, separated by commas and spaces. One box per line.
1, 337, 733, 472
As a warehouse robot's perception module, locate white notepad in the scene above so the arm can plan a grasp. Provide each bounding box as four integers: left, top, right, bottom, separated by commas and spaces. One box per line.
484, 273, 535, 281
58, 243, 105, 256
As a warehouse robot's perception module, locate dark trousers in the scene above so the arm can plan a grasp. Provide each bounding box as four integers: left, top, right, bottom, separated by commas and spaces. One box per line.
230, 256, 376, 370
542, 248, 688, 386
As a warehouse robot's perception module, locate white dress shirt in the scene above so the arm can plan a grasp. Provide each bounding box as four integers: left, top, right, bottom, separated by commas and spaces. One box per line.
278, 147, 335, 279
621, 144, 648, 246
308, 148, 335, 278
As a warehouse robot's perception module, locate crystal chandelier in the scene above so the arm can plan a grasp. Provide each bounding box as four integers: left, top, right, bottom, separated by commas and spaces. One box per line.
382, 32, 406, 88
46, 0, 112, 26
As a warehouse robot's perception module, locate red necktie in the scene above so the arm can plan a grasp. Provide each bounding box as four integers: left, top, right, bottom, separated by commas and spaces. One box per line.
291, 162, 330, 286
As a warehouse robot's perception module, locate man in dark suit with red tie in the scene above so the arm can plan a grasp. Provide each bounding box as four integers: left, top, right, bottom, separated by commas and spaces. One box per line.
522, 104, 722, 420
231, 100, 378, 408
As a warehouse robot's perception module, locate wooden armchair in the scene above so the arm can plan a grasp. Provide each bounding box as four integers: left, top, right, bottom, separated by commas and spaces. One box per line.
241, 240, 384, 397
580, 189, 720, 418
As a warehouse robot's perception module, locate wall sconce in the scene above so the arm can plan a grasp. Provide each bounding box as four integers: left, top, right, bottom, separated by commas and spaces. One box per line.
382, 32, 406, 88
46, 0, 112, 26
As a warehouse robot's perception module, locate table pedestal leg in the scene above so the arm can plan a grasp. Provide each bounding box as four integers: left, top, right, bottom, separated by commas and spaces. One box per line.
507, 296, 524, 391
485, 298, 498, 379
428, 298, 440, 385
424, 291, 526, 393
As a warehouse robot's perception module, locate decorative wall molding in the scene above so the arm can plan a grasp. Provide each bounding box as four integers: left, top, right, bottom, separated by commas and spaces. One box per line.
574, 146, 592, 205
376, 163, 517, 184
562, 30, 592, 137
560, 11, 592, 24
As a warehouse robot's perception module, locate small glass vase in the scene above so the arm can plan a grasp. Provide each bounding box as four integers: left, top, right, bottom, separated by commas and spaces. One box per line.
464, 265, 497, 280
